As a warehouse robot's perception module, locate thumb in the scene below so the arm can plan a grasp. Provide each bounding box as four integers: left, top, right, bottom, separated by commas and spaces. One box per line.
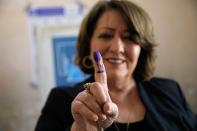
97, 102, 119, 129
103, 102, 119, 118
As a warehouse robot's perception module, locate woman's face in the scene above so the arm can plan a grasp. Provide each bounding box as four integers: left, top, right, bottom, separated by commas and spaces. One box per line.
90, 10, 141, 80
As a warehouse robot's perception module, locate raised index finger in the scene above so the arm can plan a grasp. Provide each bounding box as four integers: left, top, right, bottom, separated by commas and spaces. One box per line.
93, 51, 107, 85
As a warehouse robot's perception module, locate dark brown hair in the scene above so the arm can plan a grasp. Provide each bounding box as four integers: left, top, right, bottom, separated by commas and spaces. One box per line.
75, 0, 156, 81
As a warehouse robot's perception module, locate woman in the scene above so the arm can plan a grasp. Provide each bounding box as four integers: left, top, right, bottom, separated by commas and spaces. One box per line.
35, 0, 197, 131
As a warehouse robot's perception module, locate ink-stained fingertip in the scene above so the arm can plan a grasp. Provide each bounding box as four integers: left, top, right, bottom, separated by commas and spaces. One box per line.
93, 51, 102, 62
93, 51, 105, 73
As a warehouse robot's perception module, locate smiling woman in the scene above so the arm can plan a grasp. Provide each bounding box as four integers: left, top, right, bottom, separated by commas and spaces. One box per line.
34, 1, 197, 131
90, 10, 141, 83
76, 0, 156, 82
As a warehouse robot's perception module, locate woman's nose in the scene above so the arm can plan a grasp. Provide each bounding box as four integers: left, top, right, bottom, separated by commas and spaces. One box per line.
109, 37, 125, 53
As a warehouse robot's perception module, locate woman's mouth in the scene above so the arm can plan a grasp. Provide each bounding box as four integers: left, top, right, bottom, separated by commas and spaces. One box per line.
104, 58, 126, 64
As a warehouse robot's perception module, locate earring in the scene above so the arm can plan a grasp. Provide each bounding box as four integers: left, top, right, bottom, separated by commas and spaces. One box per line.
82, 56, 93, 69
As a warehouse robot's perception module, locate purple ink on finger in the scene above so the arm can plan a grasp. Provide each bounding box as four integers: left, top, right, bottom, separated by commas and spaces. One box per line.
93, 51, 101, 62
93, 51, 104, 73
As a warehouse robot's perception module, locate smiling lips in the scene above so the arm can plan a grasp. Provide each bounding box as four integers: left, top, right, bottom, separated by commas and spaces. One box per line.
104, 58, 126, 64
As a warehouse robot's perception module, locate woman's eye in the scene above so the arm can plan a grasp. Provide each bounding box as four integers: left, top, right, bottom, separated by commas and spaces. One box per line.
123, 35, 133, 41
98, 33, 112, 39
122, 32, 136, 41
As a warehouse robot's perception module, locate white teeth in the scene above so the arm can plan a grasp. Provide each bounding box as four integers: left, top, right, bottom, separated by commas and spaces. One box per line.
107, 59, 124, 64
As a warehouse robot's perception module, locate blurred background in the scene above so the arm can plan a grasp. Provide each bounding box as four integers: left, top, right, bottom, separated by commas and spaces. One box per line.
0, 0, 196, 131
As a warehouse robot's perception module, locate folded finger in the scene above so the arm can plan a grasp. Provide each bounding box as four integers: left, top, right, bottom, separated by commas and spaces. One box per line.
76, 90, 107, 120
72, 100, 98, 122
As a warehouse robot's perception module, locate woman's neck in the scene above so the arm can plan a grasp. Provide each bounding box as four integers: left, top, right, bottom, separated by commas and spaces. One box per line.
107, 77, 137, 103
108, 75, 135, 90
107, 78, 145, 123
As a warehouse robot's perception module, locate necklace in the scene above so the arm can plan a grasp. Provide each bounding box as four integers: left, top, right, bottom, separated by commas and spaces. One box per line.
114, 122, 130, 131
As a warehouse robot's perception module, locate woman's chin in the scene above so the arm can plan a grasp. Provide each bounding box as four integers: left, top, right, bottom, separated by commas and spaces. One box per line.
106, 70, 128, 80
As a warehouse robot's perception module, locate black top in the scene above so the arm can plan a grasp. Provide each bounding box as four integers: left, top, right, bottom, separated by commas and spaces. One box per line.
106, 117, 153, 131
35, 77, 197, 131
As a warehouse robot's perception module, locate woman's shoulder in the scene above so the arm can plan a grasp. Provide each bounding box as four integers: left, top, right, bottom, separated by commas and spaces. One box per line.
41, 83, 85, 117
144, 77, 178, 85
141, 76, 183, 98
48, 76, 94, 100
49, 84, 84, 100
142, 77, 180, 90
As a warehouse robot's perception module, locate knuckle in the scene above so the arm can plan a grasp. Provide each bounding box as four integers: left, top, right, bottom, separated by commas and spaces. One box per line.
74, 91, 94, 106
71, 100, 82, 112
76, 90, 88, 99
92, 82, 103, 88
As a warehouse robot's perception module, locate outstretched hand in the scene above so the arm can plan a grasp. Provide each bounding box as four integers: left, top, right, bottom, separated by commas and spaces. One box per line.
71, 51, 118, 131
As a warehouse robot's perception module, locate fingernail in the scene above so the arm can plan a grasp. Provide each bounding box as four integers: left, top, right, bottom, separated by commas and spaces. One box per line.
106, 108, 111, 114
104, 104, 111, 114
93, 51, 101, 62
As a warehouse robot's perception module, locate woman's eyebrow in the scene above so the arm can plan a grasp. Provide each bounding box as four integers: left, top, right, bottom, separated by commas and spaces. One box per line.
98, 27, 129, 33
101, 27, 115, 31
104, 27, 129, 32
